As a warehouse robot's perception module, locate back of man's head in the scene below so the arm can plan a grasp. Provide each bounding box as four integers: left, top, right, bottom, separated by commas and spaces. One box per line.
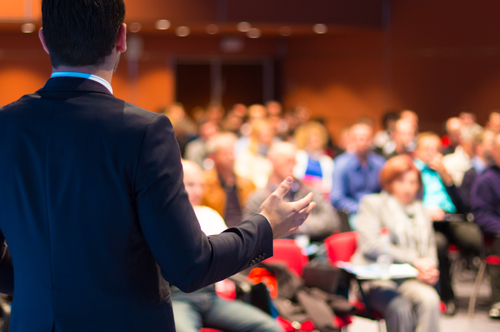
42, 0, 126, 68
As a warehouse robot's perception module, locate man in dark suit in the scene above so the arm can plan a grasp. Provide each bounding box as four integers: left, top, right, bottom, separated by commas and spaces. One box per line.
0, 1, 315, 331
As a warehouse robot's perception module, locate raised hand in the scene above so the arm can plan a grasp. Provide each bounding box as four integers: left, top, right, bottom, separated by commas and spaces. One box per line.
258, 177, 316, 239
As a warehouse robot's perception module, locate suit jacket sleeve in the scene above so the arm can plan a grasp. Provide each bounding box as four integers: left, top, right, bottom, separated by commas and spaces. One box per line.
134, 115, 273, 293
0, 230, 13, 295
472, 179, 500, 234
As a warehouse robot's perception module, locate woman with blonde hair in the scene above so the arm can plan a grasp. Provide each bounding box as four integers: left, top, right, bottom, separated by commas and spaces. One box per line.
293, 121, 334, 194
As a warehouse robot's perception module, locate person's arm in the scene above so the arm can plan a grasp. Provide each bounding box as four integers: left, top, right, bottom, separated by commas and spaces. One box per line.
0, 230, 13, 295
330, 160, 359, 214
135, 115, 314, 293
429, 154, 467, 214
472, 180, 500, 234
458, 170, 474, 213
356, 196, 418, 264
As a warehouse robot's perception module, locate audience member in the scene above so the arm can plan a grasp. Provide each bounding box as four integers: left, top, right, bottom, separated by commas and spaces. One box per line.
185, 121, 219, 169
162, 103, 197, 156
248, 104, 267, 121
487, 111, 500, 132
244, 142, 340, 242
374, 111, 399, 152
330, 122, 385, 228
413, 132, 481, 315
460, 111, 483, 134
235, 119, 275, 188
460, 130, 496, 211
172, 160, 282, 332
351, 155, 441, 332
471, 131, 500, 319
377, 119, 416, 159
202, 133, 256, 227
443, 124, 482, 186
293, 121, 335, 194
400, 110, 419, 135
442, 117, 463, 156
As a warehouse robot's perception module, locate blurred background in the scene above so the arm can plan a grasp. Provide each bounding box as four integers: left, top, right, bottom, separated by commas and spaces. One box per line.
2, 0, 500, 140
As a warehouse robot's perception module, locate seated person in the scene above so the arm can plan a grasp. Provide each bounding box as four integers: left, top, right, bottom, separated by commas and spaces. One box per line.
172, 160, 282, 332
235, 119, 276, 189
377, 119, 416, 160
293, 121, 335, 195
443, 124, 483, 187
414, 132, 481, 315
351, 155, 441, 332
202, 132, 256, 227
471, 131, 500, 319
185, 120, 219, 169
459, 129, 495, 211
441, 117, 463, 156
244, 142, 340, 242
330, 121, 386, 229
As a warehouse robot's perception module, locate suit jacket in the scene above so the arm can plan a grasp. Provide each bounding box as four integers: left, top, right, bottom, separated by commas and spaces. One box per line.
0, 77, 273, 332
351, 192, 438, 266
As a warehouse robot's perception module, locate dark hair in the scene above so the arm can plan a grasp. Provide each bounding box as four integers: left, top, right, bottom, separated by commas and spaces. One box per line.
381, 111, 400, 130
42, 0, 126, 68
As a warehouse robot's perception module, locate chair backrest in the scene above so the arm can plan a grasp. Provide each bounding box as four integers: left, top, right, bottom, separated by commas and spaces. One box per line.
324, 232, 358, 263
264, 239, 309, 276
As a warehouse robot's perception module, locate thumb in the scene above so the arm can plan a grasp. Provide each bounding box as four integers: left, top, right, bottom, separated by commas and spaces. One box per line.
273, 177, 293, 199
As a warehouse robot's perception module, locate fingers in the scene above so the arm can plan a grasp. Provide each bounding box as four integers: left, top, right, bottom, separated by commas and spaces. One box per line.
273, 177, 293, 199
290, 192, 314, 212
293, 202, 317, 228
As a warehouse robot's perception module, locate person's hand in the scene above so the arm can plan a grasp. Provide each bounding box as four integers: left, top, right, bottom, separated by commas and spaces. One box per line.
414, 258, 439, 285
258, 177, 316, 239
427, 207, 445, 221
428, 154, 453, 186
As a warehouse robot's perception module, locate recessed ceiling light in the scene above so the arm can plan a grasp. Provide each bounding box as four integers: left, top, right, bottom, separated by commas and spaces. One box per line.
176, 26, 190, 37
206, 24, 219, 35
247, 28, 261, 39
21, 23, 36, 34
313, 24, 328, 34
279, 26, 292, 37
129, 22, 142, 33
155, 19, 171, 31
237, 22, 251, 32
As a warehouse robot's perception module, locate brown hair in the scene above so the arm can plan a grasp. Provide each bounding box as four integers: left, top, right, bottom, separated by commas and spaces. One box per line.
379, 155, 422, 193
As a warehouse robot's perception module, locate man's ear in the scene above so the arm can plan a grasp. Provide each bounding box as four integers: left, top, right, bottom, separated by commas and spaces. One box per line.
38, 28, 50, 54
116, 23, 127, 53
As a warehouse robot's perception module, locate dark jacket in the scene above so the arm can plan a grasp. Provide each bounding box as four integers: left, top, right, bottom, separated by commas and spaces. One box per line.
472, 166, 500, 234
0, 77, 273, 332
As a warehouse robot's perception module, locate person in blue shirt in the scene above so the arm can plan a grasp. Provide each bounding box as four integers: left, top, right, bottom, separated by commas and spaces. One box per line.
330, 121, 386, 228
414, 132, 481, 316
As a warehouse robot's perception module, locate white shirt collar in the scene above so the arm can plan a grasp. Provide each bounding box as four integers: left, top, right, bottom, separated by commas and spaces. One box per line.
51, 72, 113, 94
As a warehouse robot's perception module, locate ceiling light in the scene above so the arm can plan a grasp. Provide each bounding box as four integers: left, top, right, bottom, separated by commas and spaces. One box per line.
129, 22, 142, 33
176, 26, 190, 37
21, 23, 36, 34
237, 22, 251, 32
206, 24, 219, 35
155, 19, 171, 31
247, 28, 261, 39
313, 24, 328, 34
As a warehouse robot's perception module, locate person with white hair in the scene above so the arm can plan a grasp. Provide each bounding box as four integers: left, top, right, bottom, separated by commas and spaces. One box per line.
202, 132, 256, 227
244, 142, 340, 241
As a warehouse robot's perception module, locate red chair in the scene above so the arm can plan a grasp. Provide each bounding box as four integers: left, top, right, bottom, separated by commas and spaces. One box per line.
264, 239, 309, 277
324, 232, 358, 264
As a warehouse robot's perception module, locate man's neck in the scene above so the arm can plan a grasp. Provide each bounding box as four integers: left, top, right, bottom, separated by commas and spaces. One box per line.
53, 66, 113, 85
